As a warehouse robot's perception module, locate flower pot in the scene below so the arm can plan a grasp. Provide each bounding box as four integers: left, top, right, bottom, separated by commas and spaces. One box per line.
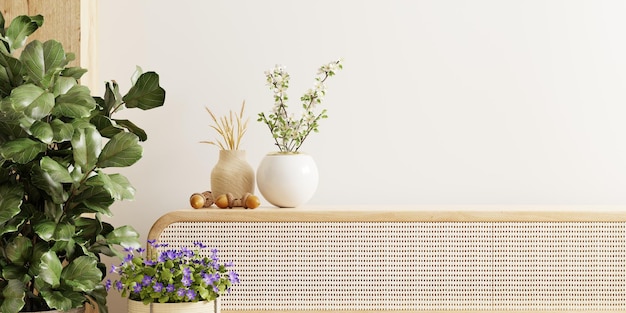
30, 308, 85, 313
127, 299, 219, 313
210, 150, 255, 199
256, 152, 319, 208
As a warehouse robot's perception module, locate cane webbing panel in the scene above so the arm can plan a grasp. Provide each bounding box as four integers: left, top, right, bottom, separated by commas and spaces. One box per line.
153, 221, 626, 311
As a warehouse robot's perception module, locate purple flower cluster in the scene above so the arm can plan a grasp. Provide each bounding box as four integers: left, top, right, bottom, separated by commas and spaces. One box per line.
105, 240, 239, 303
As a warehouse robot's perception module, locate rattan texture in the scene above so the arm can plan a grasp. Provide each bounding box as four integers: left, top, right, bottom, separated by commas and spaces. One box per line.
154, 222, 626, 311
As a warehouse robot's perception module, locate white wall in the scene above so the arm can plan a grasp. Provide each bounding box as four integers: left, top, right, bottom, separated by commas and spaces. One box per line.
98, 0, 626, 310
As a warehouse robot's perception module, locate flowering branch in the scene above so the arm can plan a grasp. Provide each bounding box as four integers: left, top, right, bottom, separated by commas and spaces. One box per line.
258, 59, 343, 153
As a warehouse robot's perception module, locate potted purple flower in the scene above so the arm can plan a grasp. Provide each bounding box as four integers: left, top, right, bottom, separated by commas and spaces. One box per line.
106, 240, 239, 313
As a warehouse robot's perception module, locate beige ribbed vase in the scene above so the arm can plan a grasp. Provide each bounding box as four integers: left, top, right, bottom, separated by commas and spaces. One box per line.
210, 150, 255, 199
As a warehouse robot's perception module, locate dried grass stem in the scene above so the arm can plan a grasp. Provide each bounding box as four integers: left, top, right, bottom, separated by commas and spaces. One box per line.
201, 100, 249, 150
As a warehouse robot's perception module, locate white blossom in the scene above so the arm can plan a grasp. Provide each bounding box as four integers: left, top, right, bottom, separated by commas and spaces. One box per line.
258, 59, 343, 152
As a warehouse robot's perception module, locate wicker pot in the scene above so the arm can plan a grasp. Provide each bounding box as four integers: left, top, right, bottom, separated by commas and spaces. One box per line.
127, 299, 219, 313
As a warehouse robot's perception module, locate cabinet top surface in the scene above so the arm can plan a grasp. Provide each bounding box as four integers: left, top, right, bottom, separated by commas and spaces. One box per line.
154, 205, 626, 223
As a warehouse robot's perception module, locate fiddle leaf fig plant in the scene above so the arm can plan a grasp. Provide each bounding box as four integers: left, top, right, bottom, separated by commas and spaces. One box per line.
0, 13, 166, 313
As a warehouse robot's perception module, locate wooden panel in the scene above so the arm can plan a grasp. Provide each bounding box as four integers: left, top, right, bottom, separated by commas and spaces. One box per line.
1, 0, 81, 64
0, 0, 97, 89
149, 206, 626, 236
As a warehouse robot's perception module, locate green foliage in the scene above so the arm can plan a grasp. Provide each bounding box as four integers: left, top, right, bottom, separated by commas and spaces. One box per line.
0, 12, 166, 313
108, 242, 239, 304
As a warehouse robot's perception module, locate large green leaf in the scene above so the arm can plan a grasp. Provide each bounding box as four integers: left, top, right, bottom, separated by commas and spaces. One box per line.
38, 251, 62, 287
0, 52, 24, 97
50, 118, 74, 142
115, 119, 148, 141
87, 285, 108, 313
40, 290, 72, 312
91, 114, 148, 143
40, 156, 73, 183
0, 279, 25, 313
53, 76, 77, 96
105, 225, 141, 249
61, 255, 102, 291
5, 14, 42, 51
40, 289, 85, 312
54, 291, 87, 311
20, 40, 66, 88
1, 264, 28, 281
97, 132, 142, 168
90, 115, 123, 139
0, 184, 23, 225
71, 123, 101, 172
31, 167, 67, 204
52, 85, 97, 118
7, 83, 54, 128
107, 173, 136, 200
42, 39, 66, 72
27, 241, 50, 276
75, 216, 103, 241
32, 221, 58, 241
33, 220, 74, 242
0, 216, 25, 236
71, 186, 114, 215
30, 120, 53, 144
51, 237, 76, 258
122, 71, 166, 110
61, 66, 88, 80
5, 236, 32, 266
43, 200, 63, 223
0, 101, 28, 139
0, 138, 47, 164
88, 171, 135, 201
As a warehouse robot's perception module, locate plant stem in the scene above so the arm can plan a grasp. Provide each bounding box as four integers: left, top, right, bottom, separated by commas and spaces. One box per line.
111, 101, 127, 115
291, 71, 330, 152
294, 111, 325, 152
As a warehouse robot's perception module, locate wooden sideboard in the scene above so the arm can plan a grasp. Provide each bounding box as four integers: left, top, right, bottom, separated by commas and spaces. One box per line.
148, 206, 626, 313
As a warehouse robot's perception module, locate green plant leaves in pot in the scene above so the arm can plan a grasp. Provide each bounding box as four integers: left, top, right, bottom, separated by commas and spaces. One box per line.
0, 12, 166, 313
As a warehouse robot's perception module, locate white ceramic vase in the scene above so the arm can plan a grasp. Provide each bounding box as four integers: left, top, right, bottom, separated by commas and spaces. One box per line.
127, 299, 219, 313
256, 152, 319, 208
210, 150, 255, 199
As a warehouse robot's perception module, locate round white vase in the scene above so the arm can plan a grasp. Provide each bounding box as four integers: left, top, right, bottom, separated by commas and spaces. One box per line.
256, 152, 318, 208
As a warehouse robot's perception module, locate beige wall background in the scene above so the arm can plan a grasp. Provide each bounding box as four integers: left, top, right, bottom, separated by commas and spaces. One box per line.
96, 1, 626, 211
96, 1, 626, 308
